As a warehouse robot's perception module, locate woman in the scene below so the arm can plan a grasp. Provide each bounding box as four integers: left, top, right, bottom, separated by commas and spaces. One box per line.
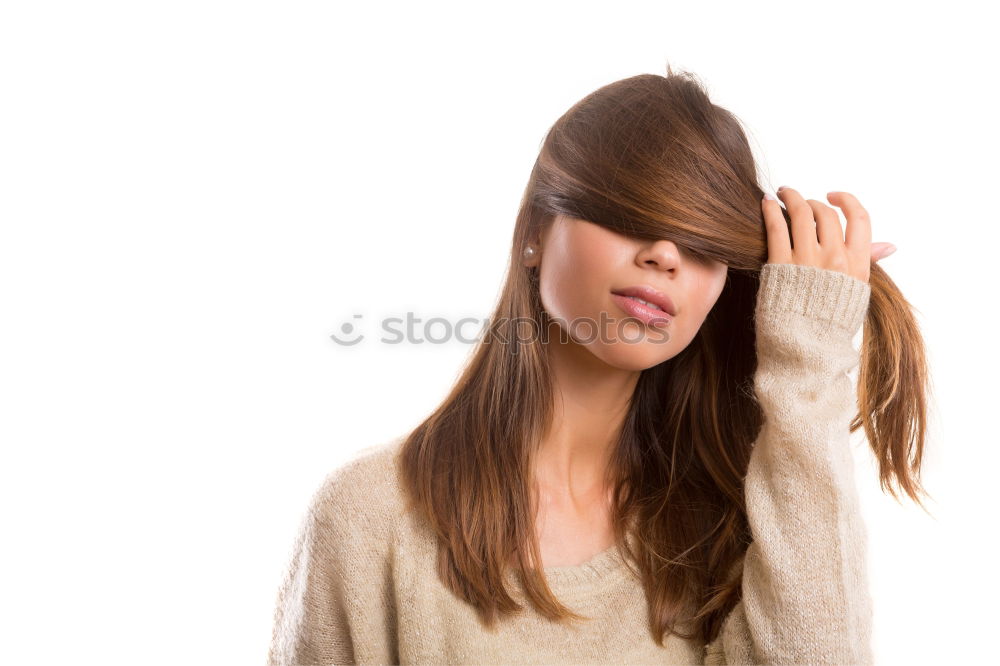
267, 68, 929, 665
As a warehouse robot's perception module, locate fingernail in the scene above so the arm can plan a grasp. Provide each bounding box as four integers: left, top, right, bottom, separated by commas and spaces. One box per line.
777, 185, 787, 192
763, 192, 777, 201
880, 244, 897, 258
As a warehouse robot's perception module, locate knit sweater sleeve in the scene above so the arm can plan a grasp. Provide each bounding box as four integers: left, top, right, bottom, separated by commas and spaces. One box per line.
702, 263, 875, 665
266, 448, 400, 666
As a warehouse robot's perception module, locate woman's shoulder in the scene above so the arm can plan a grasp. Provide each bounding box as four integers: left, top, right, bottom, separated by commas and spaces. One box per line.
321, 435, 405, 490
309, 435, 409, 529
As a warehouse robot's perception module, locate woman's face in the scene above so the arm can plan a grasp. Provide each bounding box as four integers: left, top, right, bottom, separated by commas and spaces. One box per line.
529, 215, 729, 372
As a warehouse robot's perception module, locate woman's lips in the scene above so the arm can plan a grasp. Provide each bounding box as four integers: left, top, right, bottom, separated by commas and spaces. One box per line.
611, 293, 673, 328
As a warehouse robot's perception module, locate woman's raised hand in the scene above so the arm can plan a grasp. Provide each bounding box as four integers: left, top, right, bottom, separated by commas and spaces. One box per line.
761, 187, 895, 284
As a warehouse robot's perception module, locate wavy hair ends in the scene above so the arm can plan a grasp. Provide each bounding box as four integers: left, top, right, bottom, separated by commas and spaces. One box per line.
396, 63, 932, 647
855, 262, 933, 510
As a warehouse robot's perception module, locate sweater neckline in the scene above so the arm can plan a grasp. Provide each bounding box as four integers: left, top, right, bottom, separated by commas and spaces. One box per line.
540, 541, 626, 585
504, 531, 634, 598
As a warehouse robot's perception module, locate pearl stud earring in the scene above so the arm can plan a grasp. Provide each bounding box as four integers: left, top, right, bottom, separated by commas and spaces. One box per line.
523, 245, 537, 259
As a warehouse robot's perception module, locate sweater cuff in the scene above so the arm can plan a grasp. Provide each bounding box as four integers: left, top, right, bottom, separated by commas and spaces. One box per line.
755, 263, 871, 337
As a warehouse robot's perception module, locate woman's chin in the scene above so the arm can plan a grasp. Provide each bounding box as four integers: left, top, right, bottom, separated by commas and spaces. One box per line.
587, 343, 676, 372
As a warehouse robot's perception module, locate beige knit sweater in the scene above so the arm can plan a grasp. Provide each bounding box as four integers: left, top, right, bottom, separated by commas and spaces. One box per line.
267, 262, 875, 665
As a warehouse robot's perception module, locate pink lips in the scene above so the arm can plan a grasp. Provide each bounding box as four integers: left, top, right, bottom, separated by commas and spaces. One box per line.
611, 285, 677, 315
611, 292, 674, 328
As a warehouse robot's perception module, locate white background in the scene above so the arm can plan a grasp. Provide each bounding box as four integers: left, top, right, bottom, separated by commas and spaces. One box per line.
1, 1, 994, 664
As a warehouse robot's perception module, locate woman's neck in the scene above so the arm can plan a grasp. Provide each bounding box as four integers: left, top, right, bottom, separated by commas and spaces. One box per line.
532, 319, 639, 502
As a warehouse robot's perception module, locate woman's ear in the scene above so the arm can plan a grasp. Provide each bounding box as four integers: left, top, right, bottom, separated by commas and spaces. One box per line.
523, 214, 557, 268
521, 237, 543, 268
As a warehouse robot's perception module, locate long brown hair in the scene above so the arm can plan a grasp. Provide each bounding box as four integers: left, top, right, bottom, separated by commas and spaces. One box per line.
397, 65, 931, 647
